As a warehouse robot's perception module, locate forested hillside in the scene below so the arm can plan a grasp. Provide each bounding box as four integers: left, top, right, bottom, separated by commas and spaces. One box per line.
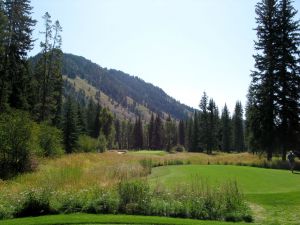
61, 53, 194, 121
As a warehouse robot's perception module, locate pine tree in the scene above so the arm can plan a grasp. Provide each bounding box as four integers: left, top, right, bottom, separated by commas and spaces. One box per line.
148, 114, 155, 149
207, 99, 219, 154
164, 115, 177, 151
86, 98, 96, 136
199, 92, 209, 151
153, 115, 163, 150
233, 101, 245, 152
63, 97, 79, 153
2, 0, 36, 110
0, 0, 8, 111
115, 119, 121, 149
33, 12, 62, 122
77, 103, 87, 134
133, 116, 143, 149
276, 0, 300, 160
191, 111, 200, 152
221, 104, 231, 152
178, 120, 185, 146
247, 0, 279, 160
92, 104, 101, 138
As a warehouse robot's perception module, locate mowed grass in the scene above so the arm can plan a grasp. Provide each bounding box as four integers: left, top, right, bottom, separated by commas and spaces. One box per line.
127, 150, 167, 156
149, 165, 300, 225
0, 214, 245, 225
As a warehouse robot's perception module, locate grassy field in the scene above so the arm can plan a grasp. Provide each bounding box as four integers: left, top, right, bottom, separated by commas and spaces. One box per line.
149, 165, 300, 225
0, 151, 299, 225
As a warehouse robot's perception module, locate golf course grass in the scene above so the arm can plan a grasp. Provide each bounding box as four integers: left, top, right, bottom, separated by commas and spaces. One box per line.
0, 214, 244, 225
149, 165, 300, 225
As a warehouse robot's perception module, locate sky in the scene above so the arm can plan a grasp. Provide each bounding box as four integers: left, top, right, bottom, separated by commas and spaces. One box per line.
29, 0, 300, 113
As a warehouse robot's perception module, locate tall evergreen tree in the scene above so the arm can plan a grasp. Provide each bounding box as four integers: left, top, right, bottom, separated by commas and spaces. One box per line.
247, 0, 279, 160
33, 12, 62, 122
164, 115, 177, 151
191, 111, 200, 151
63, 97, 79, 153
178, 120, 185, 146
233, 101, 245, 152
86, 98, 96, 136
115, 119, 121, 149
221, 104, 231, 152
0, 0, 8, 111
199, 92, 209, 151
207, 99, 219, 154
133, 116, 143, 149
1, 0, 36, 110
276, 0, 300, 160
153, 115, 164, 150
148, 114, 155, 149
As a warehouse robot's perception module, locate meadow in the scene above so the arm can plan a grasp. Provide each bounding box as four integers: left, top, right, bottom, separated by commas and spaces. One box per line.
0, 151, 299, 225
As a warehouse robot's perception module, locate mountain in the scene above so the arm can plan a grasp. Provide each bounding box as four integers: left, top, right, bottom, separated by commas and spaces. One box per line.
31, 53, 194, 121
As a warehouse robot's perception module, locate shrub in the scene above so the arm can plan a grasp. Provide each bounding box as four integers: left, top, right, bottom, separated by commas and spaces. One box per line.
97, 132, 107, 152
77, 135, 99, 153
118, 180, 151, 214
84, 189, 119, 214
15, 189, 52, 217
0, 110, 33, 179
37, 123, 64, 157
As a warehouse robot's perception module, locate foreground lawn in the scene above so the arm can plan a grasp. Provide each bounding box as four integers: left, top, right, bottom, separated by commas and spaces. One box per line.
0, 214, 246, 225
149, 165, 300, 225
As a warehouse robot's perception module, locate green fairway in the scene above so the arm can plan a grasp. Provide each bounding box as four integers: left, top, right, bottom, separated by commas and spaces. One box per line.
0, 214, 246, 225
148, 165, 300, 194
149, 165, 300, 225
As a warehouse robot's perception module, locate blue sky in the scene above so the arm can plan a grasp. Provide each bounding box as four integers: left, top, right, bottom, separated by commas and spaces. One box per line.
30, 0, 300, 113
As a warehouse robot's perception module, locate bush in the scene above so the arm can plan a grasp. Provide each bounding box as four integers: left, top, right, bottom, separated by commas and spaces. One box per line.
84, 190, 119, 214
118, 180, 151, 214
77, 135, 99, 153
97, 132, 107, 152
37, 123, 64, 157
15, 189, 52, 217
0, 110, 33, 179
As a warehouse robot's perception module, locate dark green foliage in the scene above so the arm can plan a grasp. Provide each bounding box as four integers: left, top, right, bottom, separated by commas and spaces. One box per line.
178, 120, 185, 146
276, 0, 300, 160
37, 122, 64, 157
133, 116, 143, 149
0, 110, 32, 179
62, 98, 79, 153
233, 102, 244, 152
248, 0, 279, 160
221, 104, 232, 152
164, 115, 177, 152
247, 0, 300, 160
206, 99, 219, 154
0, 1, 8, 112
0, 0, 36, 111
148, 114, 155, 149
152, 115, 164, 150
191, 111, 200, 151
